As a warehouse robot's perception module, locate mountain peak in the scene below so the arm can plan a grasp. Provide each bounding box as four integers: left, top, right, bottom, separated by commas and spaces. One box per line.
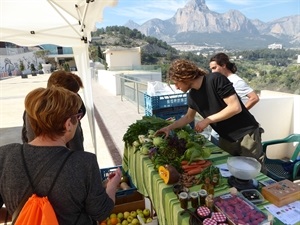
124, 0, 299, 49
186, 0, 209, 11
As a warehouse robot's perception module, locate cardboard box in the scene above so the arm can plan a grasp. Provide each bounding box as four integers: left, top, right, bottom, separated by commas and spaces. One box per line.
111, 191, 145, 214
261, 179, 300, 207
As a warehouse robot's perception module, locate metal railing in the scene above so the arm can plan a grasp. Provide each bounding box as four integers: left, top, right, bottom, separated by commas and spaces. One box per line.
115, 73, 148, 114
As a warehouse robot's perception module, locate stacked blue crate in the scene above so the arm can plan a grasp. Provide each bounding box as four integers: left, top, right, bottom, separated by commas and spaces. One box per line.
144, 92, 194, 127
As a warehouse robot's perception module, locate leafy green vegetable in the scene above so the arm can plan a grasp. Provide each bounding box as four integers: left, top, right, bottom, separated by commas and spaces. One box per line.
123, 116, 170, 147
176, 130, 190, 141
123, 116, 211, 172
152, 137, 165, 147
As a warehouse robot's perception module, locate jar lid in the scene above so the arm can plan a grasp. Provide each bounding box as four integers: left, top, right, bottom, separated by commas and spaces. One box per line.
203, 218, 217, 225
197, 206, 210, 217
211, 212, 226, 222
189, 191, 198, 198
179, 192, 188, 199
199, 189, 208, 196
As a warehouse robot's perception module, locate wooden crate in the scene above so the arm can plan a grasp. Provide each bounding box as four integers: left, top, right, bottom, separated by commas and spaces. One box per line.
261, 179, 300, 207
111, 191, 145, 214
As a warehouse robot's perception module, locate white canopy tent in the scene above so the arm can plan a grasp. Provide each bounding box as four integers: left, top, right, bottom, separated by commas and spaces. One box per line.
0, 0, 118, 153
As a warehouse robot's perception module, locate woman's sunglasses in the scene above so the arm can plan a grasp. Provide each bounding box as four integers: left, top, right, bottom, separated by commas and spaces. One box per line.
72, 109, 83, 121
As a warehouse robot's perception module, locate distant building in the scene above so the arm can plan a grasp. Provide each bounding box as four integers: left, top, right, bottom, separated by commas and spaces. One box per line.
268, 43, 283, 49
104, 47, 141, 70
0, 42, 76, 75
297, 55, 300, 64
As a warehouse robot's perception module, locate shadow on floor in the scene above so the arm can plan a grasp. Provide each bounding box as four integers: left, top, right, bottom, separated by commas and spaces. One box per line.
94, 105, 122, 165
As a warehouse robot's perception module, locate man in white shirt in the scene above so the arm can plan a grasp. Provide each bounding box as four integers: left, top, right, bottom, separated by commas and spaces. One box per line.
209, 53, 260, 145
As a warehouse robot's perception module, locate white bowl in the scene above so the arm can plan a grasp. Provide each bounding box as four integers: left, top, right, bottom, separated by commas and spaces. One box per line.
227, 156, 261, 180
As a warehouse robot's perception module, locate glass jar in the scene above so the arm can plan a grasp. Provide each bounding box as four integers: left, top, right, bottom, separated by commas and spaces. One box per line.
189, 191, 199, 208
198, 189, 208, 206
179, 192, 189, 209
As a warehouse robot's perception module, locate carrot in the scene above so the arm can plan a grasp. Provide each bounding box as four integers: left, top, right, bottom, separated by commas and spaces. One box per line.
182, 164, 202, 170
181, 160, 189, 165
181, 160, 207, 166
198, 160, 212, 168
187, 167, 204, 175
189, 160, 207, 165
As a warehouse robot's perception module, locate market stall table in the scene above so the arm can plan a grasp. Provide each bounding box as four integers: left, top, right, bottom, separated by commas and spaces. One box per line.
122, 141, 290, 225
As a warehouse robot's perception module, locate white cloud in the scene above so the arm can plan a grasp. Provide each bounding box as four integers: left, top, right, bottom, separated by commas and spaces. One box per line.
224, 0, 252, 5
109, 0, 187, 24
146, 0, 187, 11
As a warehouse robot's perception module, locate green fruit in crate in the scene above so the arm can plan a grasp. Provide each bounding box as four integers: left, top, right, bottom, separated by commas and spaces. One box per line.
117, 212, 124, 220
130, 211, 137, 218
138, 212, 144, 218
124, 211, 130, 219
143, 209, 150, 217
146, 218, 153, 223
127, 216, 133, 223
136, 209, 143, 214
131, 218, 139, 225
110, 213, 117, 219
121, 220, 128, 225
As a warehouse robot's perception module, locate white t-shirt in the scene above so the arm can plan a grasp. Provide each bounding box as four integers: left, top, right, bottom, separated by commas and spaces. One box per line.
227, 74, 253, 99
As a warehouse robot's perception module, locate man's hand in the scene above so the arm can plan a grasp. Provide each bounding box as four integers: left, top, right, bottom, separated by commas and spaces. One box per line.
194, 119, 210, 133
155, 126, 171, 138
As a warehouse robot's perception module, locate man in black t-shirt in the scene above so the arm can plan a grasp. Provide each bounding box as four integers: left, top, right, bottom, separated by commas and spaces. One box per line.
156, 59, 264, 161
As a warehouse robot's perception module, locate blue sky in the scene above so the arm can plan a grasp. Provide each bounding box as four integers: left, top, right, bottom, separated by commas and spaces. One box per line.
97, 0, 299, 28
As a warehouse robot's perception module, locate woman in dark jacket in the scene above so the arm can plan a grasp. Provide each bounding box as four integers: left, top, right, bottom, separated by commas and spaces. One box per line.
1, 87, 121, 224
22, 70, 86, 151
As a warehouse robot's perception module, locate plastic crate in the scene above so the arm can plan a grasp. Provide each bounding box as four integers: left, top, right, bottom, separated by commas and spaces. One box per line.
144, 92, 187, 111
145, 105, 194, 128
145, 105, 188, 120
100, 166, 137, 197
214, 193, 268, 225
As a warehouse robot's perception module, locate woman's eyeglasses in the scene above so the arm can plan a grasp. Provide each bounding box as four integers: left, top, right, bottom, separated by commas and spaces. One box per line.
72, 109, 83, 121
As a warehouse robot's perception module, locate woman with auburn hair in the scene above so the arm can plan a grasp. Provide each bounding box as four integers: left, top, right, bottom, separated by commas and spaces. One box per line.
22, 70, 86, 151
0, 87, 121, 224
156, 59, 264, 162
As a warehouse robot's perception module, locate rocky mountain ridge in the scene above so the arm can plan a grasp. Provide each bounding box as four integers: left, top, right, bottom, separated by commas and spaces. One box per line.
124, 0, 299, 50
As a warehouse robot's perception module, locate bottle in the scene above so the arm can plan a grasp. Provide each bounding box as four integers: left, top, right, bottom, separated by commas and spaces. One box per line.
211, 173, 219, 186
201, 177, 214, 195
205, 194, 214, 211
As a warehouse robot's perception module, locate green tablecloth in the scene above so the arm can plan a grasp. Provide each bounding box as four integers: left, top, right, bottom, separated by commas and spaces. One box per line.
122, 142, 284, 225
